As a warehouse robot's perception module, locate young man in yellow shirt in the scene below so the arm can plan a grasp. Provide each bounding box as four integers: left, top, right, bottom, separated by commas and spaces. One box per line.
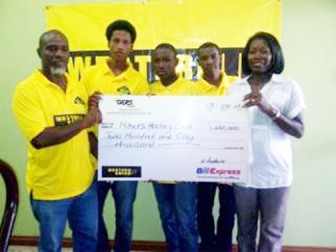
12, 30, 100, 251
150, 43, 199, 251
81, 20, 148, 252
196, 42, 237, 252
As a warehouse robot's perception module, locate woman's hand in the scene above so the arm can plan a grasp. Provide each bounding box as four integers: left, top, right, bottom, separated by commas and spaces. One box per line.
243, 88, 274, 116
243, 87, 304, 138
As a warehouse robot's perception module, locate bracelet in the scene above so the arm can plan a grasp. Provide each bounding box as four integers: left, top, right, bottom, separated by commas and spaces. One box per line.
271, 110, 281, 120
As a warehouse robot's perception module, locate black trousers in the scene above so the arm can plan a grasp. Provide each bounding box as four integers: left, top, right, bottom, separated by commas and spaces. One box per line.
197, 183, 236, 252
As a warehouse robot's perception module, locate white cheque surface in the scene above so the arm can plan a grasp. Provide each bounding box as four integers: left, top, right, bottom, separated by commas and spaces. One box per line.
98, 95, 249, 182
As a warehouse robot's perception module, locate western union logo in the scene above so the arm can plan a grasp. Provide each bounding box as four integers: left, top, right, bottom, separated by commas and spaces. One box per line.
102, 166, 141, 178
54, 114, 85, 126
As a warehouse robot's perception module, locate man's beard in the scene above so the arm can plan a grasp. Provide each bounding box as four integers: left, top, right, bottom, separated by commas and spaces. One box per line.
50, 66, 66, 77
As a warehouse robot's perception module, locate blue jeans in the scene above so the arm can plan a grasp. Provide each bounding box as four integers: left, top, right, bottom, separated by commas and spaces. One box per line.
30, 180, 98, 252
197, 182, 236, 252
234, 185, 290, 252
97, 181, 138, 252
153, 182, 198, 252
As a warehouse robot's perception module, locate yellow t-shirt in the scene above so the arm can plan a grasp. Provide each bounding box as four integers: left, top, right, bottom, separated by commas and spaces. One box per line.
12, 70, 94, 200
82, 59, 149, 96
196, 72, 238, 95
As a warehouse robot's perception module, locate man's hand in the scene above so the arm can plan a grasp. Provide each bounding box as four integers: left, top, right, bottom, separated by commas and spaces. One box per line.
88, 91, 102, 109
82, 107, 102, 129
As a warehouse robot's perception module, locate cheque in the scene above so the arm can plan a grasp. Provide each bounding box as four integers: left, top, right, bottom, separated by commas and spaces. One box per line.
98, 95, 249, 182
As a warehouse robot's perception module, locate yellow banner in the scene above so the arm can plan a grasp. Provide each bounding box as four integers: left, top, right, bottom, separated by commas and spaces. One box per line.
46, 0, 282, 80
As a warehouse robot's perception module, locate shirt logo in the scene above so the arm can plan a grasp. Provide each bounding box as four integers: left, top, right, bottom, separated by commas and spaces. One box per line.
74, 96, 85, 105
117, 86, 131, 95
54, 114, 85, 126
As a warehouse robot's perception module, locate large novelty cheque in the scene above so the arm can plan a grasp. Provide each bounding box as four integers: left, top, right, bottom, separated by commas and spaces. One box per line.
98, 95, 250, 182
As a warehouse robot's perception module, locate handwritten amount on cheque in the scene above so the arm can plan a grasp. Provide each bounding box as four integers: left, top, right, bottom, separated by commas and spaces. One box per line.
100, 121, 245, 149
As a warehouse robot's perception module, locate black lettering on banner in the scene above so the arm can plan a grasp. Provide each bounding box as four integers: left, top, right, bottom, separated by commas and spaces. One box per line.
69, 47, 243, 82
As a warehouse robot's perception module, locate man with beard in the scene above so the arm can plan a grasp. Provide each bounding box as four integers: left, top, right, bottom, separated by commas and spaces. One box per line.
12, 30, 101, 251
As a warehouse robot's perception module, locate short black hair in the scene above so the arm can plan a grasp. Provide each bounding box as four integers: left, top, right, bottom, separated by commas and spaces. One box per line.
105, 20, 136, 43
242, 32, 284, 75
153, 43, 177, 57
38, 29, 68, 49
197, 42, 221, 56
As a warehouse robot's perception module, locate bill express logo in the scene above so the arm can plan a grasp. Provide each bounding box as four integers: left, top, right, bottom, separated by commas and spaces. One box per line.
115, 99, 134, 107
196, 167, 240, 175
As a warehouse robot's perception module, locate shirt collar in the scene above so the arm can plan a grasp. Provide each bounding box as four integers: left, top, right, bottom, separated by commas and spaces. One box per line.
199, 72, 227, 91
33, 69, 73, 88
240, 73, 283, 85
103, 58, 134, 81
158, 75, 183, 89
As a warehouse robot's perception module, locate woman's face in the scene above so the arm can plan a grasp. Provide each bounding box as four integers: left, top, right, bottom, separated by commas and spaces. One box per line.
247, 38, 272, 74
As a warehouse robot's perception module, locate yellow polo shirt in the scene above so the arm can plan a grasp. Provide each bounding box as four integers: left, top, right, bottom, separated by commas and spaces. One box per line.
196, 72, 237, 95
12, 70, 94, 200
82, 59, 149, 96
149, 76, 200, 95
